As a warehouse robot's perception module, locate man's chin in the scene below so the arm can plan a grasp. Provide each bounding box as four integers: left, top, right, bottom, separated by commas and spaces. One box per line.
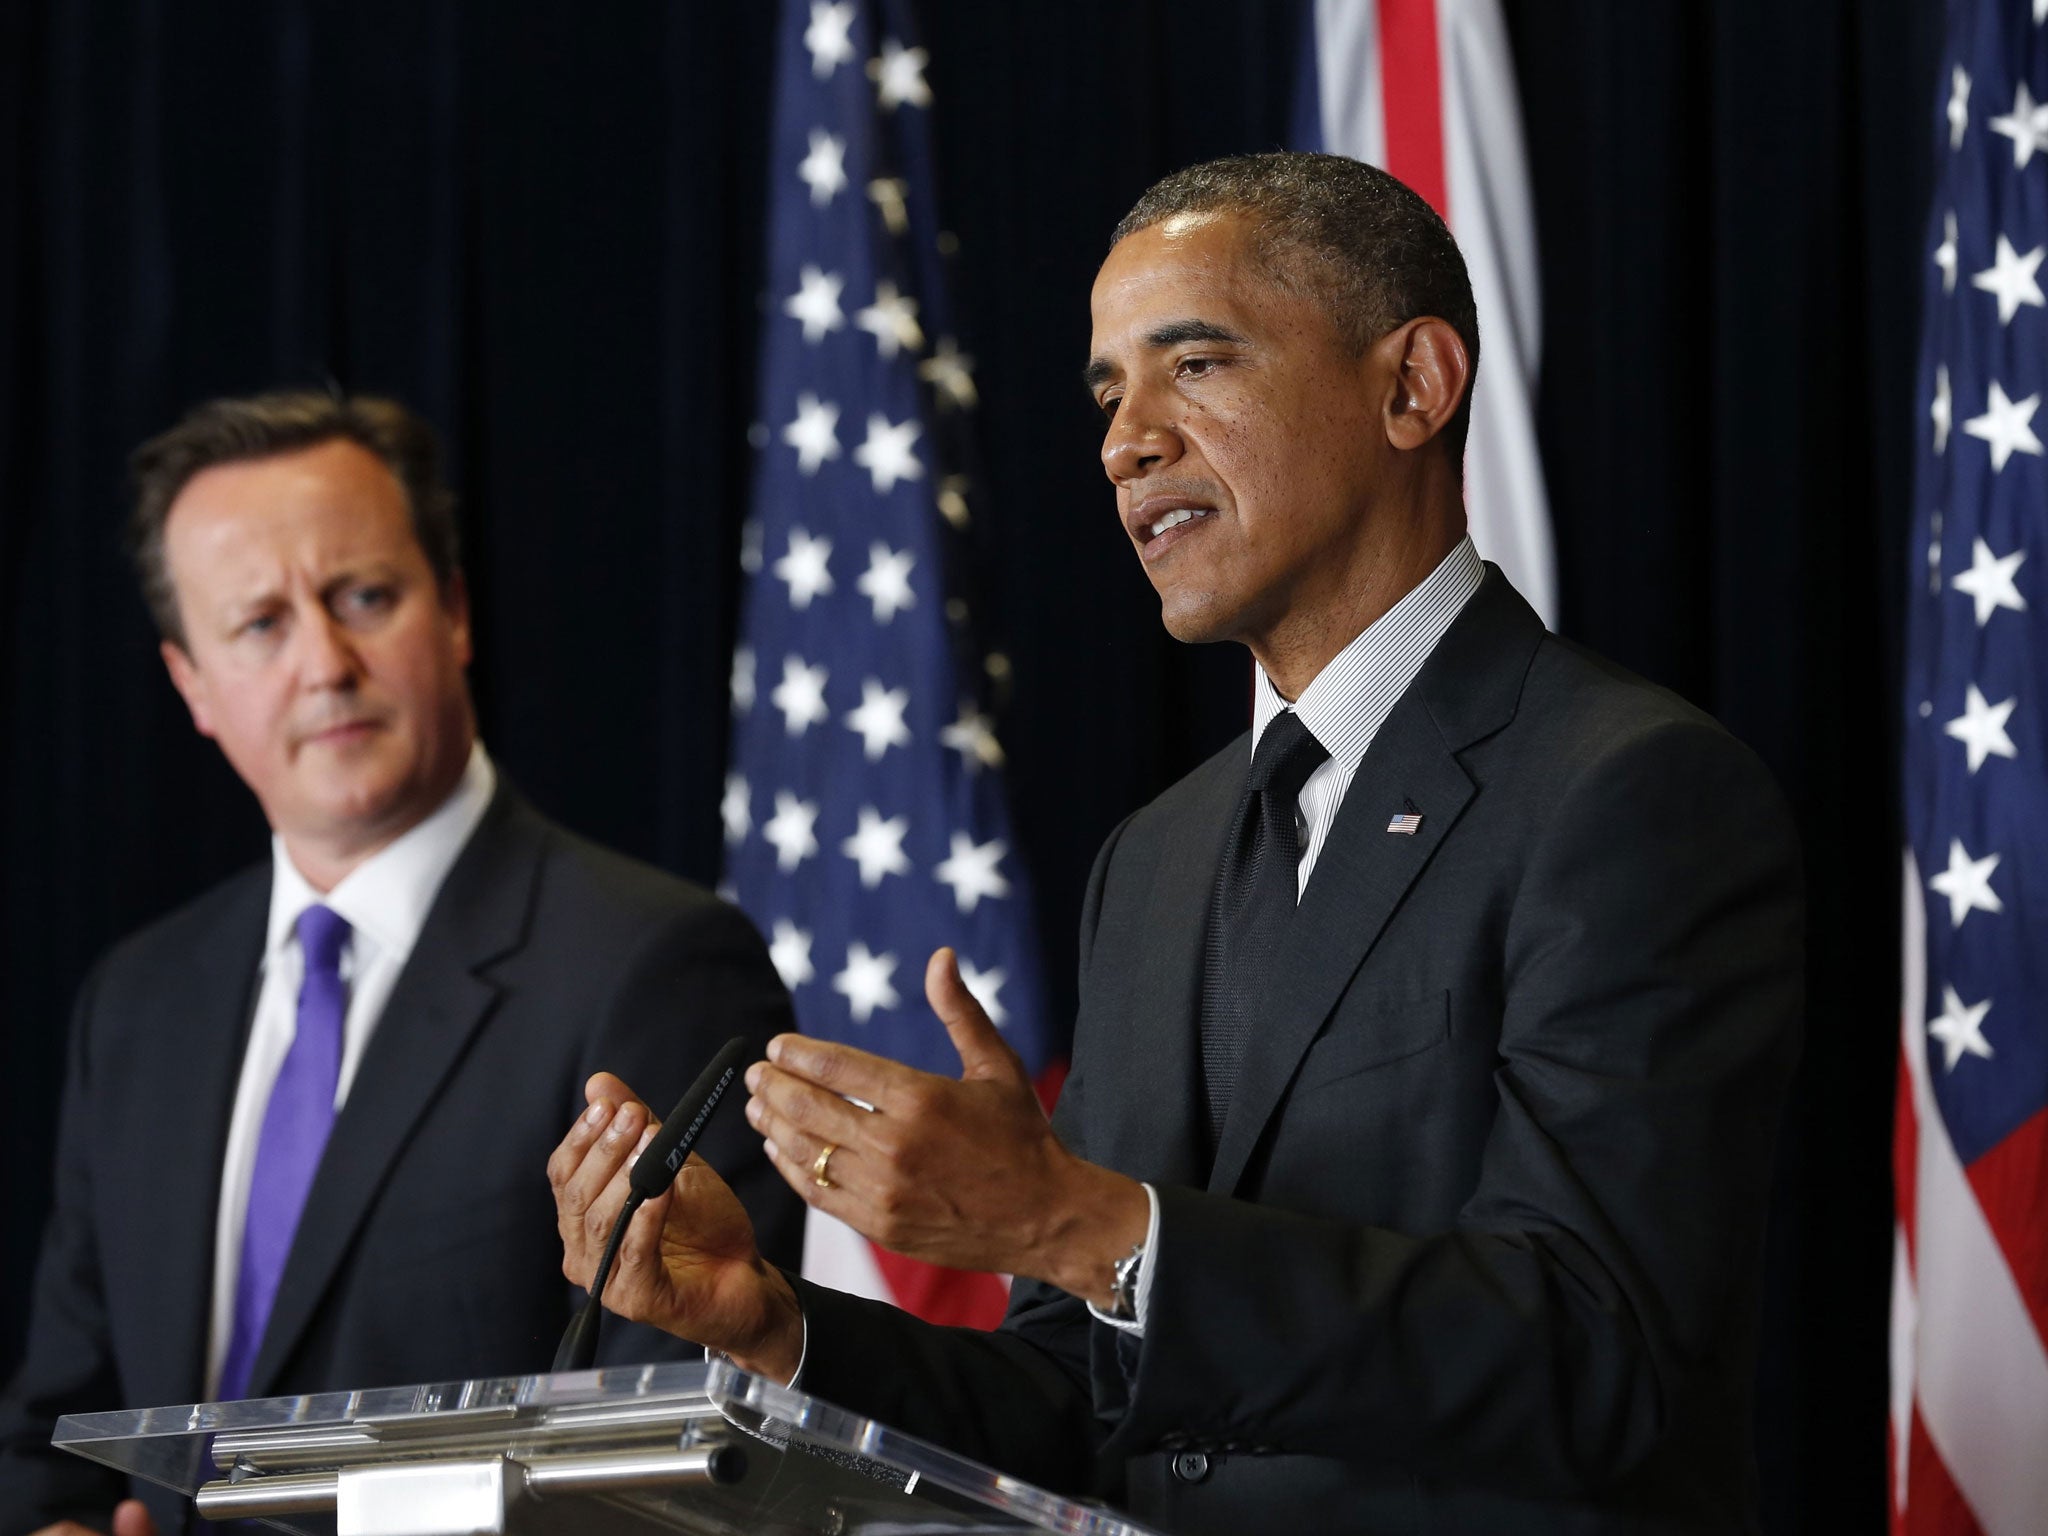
1155, 594, 1240, 648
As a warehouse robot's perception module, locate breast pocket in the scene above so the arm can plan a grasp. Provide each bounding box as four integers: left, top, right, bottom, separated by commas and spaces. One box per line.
1292, 990, 1451, 1093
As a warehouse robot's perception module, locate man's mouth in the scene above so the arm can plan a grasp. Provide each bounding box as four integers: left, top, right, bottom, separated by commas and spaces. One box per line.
1148, 507, 1213, 538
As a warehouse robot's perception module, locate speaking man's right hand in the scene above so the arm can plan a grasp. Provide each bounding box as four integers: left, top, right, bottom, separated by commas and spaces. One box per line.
547, 1072, 804, 1380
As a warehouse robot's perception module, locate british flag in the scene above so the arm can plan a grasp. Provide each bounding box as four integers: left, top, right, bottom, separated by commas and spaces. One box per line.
1893, 2, 2048, 1530
718, 0, 1054, 1329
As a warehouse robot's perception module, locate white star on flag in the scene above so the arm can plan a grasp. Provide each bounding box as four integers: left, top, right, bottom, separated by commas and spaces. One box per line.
937, 475, 971, 529
1989, 79, 2048, 170
1943, 683, 2019, 773
852, 412, 924, 494
803, 1, 855, 78
856, 281, 924, 359
856, 542, 917, 623
934, 831, 1011, 912
1928, 836, 2003, 927
1934, 210, 1959, 294
918, 337, 978, 411
768, 918, 816, 989
844, 678, 912, 761
868, 38, 931, 111
797, 128, 849, 206
867, 176, 908, 235
1948, 64, 1971, 150
721, 773, 751, 845
1927, 984, 1995, 1071
762, 791, 822, 872
1969, 234, 2046, 325
1949, 536, 2028, 625
770, 654, 831, 736
957, 957, 1008, 1026
940, 704, 1005, 771
774, 527, 835, 609
833, 941, 901, 1023
1931, 363, 1951, 454
1961, 380, 2043, 472
783, 392, 842, 474
840, 806, 912, 888
784, 264, 847, 343
730, 645, 756, 712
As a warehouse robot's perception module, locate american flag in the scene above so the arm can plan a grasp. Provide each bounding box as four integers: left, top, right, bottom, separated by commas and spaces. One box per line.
719, 0, 1054, 1330
1292, 0, 1557, 627
1893, 3, 2048, 1530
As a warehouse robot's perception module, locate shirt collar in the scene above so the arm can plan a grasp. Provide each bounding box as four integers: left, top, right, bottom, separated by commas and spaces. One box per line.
264, 742, 499, 968
1251, 535, 1485, 771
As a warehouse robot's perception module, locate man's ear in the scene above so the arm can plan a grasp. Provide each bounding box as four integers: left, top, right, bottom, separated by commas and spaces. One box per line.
1378, 317, 1471, 454
161, 640, 216, 739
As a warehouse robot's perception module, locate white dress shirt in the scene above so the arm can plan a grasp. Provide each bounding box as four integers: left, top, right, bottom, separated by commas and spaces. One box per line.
1094, 536, 1485, 1334
204, 742, 497, 1397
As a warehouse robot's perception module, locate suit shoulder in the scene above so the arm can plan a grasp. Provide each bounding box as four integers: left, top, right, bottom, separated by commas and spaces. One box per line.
516, 809, 753, 944
89, 863, 269, 991
1505, 632, 1793, 822
1124, 732, 1249, 836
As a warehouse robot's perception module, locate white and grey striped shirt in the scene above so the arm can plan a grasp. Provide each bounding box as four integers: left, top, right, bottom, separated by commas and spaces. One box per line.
1251, 535, 1486, 898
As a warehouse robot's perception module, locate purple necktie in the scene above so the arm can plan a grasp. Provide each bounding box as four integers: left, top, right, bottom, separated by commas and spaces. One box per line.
218, 904, 350, 1401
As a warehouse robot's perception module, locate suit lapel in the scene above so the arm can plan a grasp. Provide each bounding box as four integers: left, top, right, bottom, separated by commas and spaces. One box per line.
1206, 569, 1543, 1195
1093, 749, 1242, 1192
247, 789, 544, 1395
119, 873, 268, 1405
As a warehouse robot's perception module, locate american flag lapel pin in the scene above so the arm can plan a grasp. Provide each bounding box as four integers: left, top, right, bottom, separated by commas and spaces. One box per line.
1386, 799, 1423, 836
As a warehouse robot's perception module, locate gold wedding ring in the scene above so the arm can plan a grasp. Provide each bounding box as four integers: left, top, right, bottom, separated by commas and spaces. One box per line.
811, 1144, 838, 1189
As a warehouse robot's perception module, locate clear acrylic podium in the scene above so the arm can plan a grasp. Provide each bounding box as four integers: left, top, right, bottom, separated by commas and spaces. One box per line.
53, 1357, 1164, 1535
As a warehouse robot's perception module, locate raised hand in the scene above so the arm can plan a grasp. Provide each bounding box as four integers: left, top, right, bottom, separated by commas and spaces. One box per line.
743, 948, 1147, 1306
547, 1072, 803, 1379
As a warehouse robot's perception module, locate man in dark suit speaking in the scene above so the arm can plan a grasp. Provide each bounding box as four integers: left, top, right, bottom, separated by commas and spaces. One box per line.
0, 391, 804, 1536
549, 153, 1803, 1531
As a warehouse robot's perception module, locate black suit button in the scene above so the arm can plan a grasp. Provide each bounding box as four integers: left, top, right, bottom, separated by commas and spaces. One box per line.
1171, 1450, 1211, 1484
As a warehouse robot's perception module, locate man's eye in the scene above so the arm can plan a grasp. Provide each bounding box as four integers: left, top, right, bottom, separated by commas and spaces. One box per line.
1099, 394, 1123, 420
241, 614, 277, 637
345, 585, 396, 613
1177, 356, 1217, 379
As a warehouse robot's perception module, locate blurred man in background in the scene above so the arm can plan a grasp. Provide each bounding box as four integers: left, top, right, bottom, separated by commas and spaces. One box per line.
0, 391, 803, 1536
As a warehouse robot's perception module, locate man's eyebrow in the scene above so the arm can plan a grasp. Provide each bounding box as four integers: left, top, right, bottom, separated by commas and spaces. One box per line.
1081, 319, 1248, 395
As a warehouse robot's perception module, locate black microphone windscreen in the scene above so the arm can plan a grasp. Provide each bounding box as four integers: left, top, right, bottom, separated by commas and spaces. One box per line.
627, 1035, 753, 1200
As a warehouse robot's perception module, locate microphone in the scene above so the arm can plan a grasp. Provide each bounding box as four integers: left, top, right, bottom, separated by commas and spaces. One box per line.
551, 1035, 753, 1373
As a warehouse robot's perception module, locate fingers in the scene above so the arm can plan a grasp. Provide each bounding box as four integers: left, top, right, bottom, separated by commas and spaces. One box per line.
112, 1501, 158, 1536
550, 1096, 655, 1284
583, 1071, 644, 1111
925, 947, 1027, 1083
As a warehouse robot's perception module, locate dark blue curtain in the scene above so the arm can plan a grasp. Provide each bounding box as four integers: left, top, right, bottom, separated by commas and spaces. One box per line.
0, 3, 1940, 1529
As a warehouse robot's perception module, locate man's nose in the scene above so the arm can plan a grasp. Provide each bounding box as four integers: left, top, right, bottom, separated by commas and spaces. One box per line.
293, 607, 362, 688
1101, 393, 1183, 484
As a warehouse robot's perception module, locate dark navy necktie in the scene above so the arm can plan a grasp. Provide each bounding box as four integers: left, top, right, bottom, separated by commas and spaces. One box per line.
1198, 711, 1329, 1148
218, 904, 350, 1401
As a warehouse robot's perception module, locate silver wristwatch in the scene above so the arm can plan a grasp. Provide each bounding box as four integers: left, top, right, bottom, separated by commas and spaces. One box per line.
1108, 1240, 1147, 1322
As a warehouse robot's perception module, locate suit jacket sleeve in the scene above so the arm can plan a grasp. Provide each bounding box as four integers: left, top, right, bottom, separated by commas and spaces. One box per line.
0, 963, 134, 1532
1115, 717, 1803, 1493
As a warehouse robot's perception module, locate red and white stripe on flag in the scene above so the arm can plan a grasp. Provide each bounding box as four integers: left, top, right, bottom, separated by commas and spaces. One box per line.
1302, 0, 1558, 627
1894, 858, 2048, 1533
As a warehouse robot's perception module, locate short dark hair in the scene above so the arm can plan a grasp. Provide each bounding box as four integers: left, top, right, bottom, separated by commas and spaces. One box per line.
129, 390, 461, 646
1112, 151, 1480, 467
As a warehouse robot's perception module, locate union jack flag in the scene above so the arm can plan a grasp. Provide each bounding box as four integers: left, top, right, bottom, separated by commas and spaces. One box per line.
1893, 3, 2048, 1529
719, 0, 1054, 1329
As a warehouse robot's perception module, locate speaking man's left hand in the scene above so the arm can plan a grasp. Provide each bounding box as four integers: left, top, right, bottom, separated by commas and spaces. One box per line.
744, 947, 1147, 1307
